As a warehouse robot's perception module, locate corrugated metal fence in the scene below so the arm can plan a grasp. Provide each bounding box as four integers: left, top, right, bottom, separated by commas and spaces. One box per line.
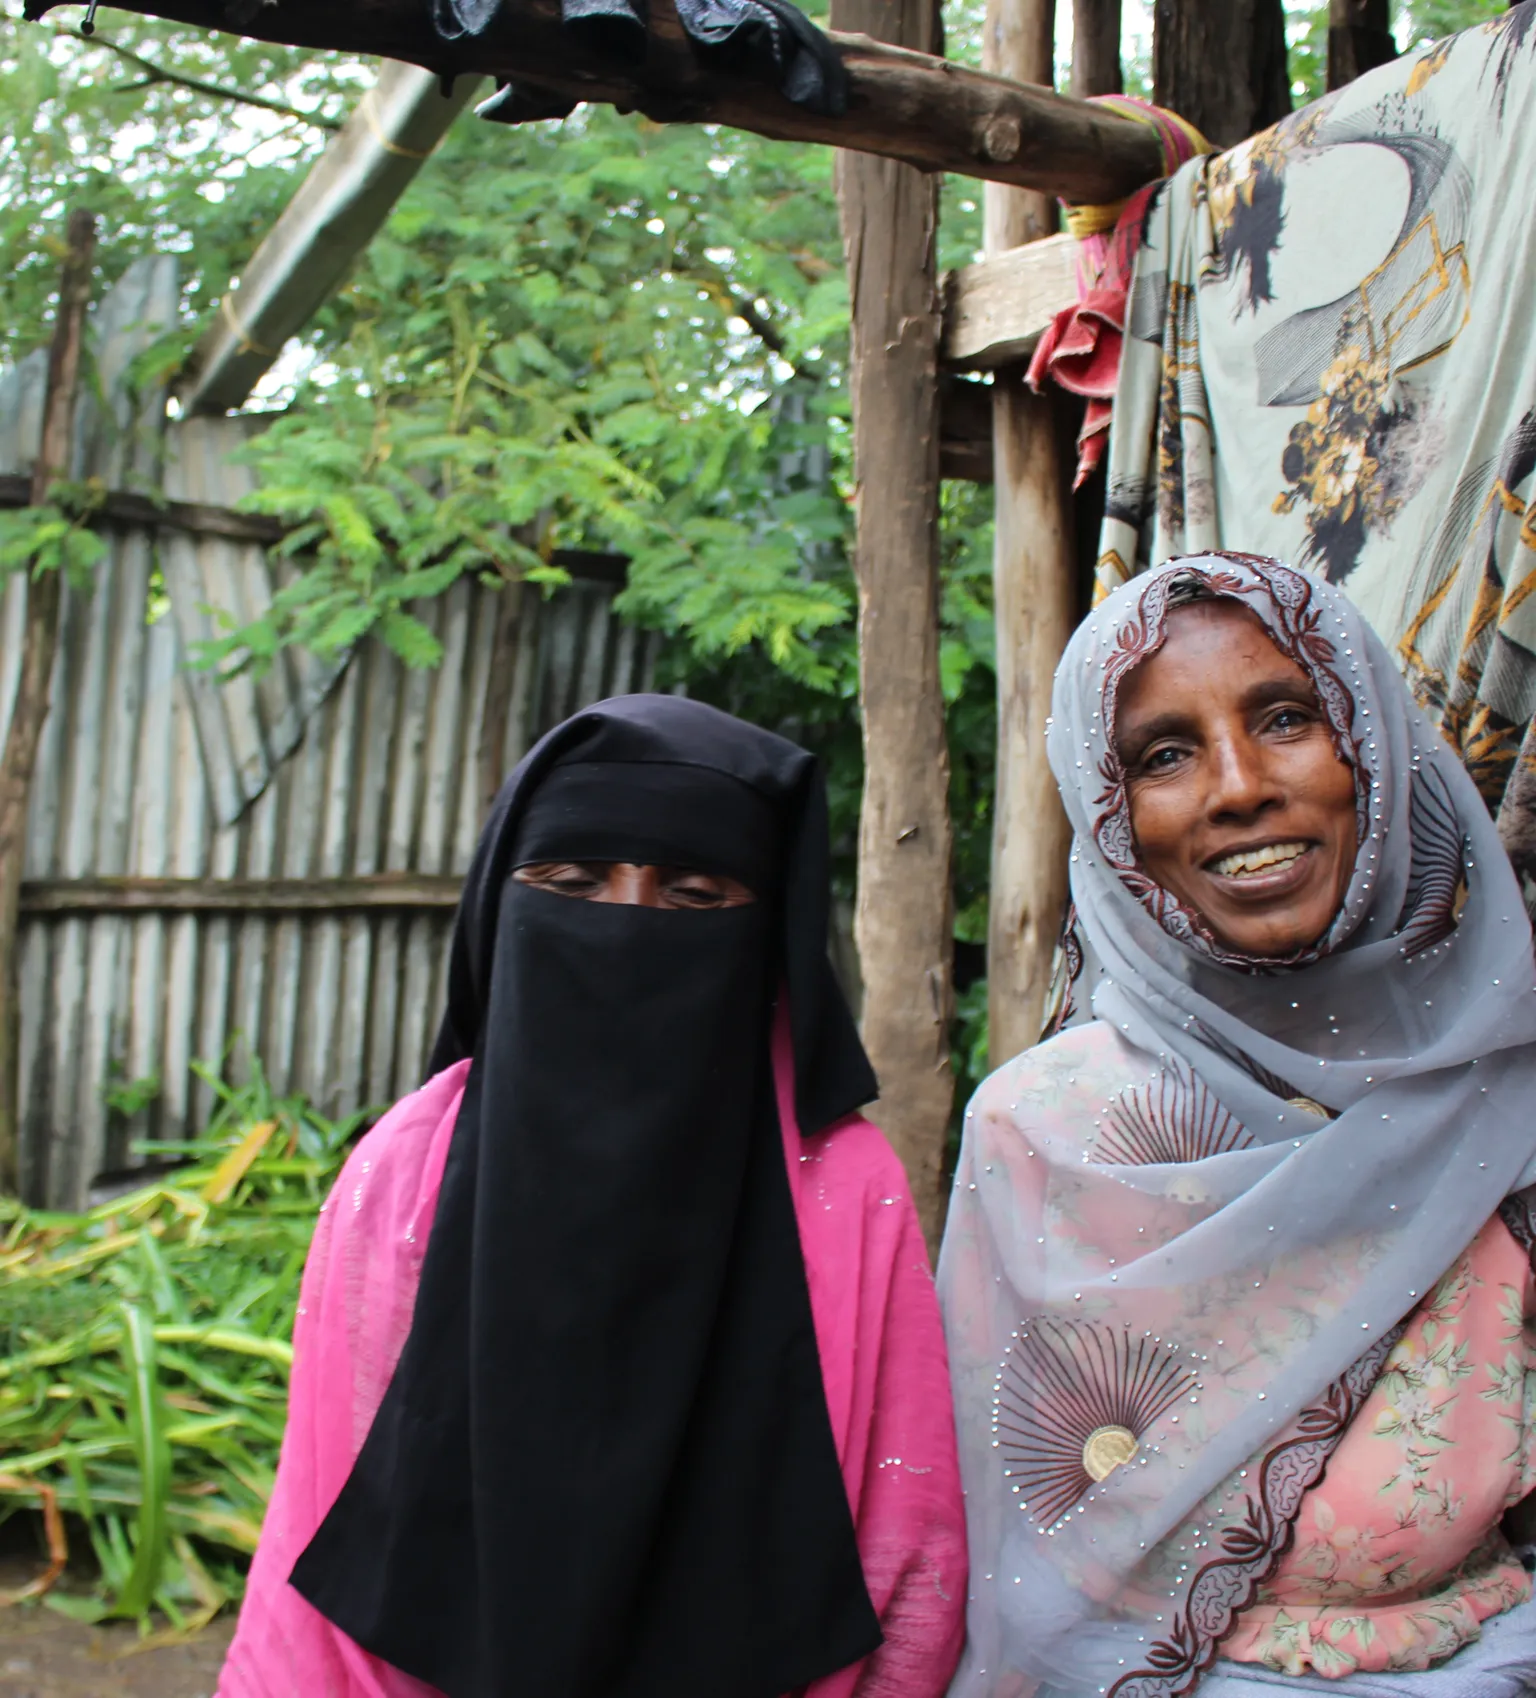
0, 258, 655, 1207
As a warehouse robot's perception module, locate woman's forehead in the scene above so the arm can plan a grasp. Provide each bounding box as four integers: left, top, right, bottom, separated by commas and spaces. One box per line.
1118, 600, 1310, 709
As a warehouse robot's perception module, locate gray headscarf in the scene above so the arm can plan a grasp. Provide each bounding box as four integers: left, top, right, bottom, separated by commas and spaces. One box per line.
937, 554, 1536, 1698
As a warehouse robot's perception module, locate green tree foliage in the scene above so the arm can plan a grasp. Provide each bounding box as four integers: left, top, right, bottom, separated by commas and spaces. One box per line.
1286, 0, 1509, 104
3, 15, 1001, 1098
0, 16, 362, 367
219, 104, 858, 687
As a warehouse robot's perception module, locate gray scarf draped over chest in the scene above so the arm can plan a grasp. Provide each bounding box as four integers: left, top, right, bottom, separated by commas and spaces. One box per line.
939, 554, 1536, 1698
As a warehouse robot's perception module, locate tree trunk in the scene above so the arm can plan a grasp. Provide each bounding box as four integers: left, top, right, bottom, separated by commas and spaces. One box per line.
1071, 0, 1122, 98
984, 0, 1055, 250
1153, 0, 1290, 148
830, 0, 953, 1251
0, 209, 97, 1194
1327, 0, 1396, 90
981, 2, 1077, 1073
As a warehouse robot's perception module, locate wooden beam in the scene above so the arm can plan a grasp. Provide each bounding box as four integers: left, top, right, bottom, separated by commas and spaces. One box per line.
1327, 0, 1395, 90
0, 472, 286, 544
0, 475, 634, 581
939, 374, 995, 483
832, 0, 955, 1250
1071, 0, 1123, 98
1153, 0, 1289, 149
941, 231, 1078, 369
21, 0, 1166, 201
0, 210, 96, 1194
182, 64, 483, 415
19, 874, 464, 915
983, 0, 1075, 1070
986, 376, 1074, 1065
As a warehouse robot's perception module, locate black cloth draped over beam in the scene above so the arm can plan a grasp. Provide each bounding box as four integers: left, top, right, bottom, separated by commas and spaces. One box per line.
433, 0, 849, 123
291, 694, 881, 1698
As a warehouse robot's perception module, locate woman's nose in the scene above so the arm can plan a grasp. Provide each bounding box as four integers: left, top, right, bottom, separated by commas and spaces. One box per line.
1207, 731, 1281, 820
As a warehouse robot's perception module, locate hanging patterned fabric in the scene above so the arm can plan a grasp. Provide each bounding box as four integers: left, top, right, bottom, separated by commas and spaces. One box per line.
1027, 98, 1215, 489
1095, 5, 1536, 907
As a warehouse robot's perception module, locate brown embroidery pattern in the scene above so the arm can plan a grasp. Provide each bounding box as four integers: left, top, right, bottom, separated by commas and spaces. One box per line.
1498, 1184, 1536, 1262
1094, 1060, 1256, 1167
995, 1321, 1200, 1530
1397, 758, 1470, 959
1044, 905, 1086, 1039
1106, 1324, 1406, 1698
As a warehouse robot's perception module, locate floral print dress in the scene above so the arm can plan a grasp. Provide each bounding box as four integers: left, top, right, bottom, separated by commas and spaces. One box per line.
1220, 1217, 1536, 1679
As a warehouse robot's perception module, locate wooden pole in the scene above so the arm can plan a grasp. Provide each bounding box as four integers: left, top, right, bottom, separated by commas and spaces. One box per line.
831, 0, 953, 1250
0, 208, 97, 1193
983, 2, 1076, 1071
1326, 0, 1395, 90
1071, 0, 1123, 98
20, 0, 1166, 202
1152, 0, 1289, 148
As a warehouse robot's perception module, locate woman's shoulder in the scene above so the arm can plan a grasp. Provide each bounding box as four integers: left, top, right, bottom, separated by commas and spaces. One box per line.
806, 1111, 912, 1201
331, 1059, 472, 1217
965, 1018, 1143, 1140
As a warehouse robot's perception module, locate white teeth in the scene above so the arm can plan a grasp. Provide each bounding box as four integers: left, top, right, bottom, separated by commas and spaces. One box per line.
1212, 841, 1309, 878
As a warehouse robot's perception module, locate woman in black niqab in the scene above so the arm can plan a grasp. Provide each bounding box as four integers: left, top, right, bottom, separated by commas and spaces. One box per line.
218, 695, 967, 1698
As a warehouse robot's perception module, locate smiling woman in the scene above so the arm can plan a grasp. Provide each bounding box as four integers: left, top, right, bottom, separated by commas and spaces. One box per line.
939, 555, 1536, 1698
1114, 593, 1360, 959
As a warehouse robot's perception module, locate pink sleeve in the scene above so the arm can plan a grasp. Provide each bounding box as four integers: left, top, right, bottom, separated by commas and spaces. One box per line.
776, 1019, 968, 1698
217, 1063, 471, 1698
222, 1031, 968, 1698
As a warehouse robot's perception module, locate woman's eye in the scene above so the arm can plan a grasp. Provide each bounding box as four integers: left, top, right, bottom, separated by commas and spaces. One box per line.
666, 881, 725, 907
1140, 745, 1186, 773
540, 864, 603, 892
1268, 706, 1312, 733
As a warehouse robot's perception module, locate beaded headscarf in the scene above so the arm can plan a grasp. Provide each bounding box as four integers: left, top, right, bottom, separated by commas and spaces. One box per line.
939, 554, 1536, 1698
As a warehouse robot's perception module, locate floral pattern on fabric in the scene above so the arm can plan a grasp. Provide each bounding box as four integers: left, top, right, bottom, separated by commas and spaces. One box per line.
1218, 1216, 1536, 1677
1097, 4, 1536, 910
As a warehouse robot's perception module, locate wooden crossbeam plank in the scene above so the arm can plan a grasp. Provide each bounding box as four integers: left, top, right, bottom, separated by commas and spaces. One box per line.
22, 0, 1166, 201
182, 65, 483, 415
19, 875, 464, 914
938, 374, 995, 481
941, 230, 1079, 370
0, 472, 287, 544
0, 475, 640, 576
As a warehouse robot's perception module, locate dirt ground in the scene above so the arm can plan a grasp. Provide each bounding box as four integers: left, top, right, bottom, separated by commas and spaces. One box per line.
0, 1563, 235, 1698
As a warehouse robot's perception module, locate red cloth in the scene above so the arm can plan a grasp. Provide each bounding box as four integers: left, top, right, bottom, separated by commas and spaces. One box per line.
217, 1009, 967, 1698
1027, 181, 1160, 487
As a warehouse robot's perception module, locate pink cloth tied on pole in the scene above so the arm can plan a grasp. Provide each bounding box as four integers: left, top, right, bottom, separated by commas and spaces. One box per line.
218, 1009, 966, 1698
1026, 97, 1212, 488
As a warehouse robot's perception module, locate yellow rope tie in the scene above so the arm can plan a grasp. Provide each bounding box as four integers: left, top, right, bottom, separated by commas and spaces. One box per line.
220, 292, 280, 360
1062, 99, 1214, 239
1064, 199, 1127, 239
359, 89, 436, 161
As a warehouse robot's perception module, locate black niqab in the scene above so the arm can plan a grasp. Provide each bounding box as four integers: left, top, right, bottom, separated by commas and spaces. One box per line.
291, 695, 881, 1698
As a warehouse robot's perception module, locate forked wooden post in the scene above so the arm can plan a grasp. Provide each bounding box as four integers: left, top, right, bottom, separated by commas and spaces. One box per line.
831, 0, 955, 1251
0, 209, 97, 1192
982, 0, 1076, 1071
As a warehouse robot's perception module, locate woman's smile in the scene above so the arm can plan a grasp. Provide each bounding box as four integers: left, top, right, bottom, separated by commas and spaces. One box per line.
1201, 838, 1319, 901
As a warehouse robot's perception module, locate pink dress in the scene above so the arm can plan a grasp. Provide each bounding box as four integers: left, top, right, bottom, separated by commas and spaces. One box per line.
218, 1021, 967, 1698
1220, 1215, 1536, 1678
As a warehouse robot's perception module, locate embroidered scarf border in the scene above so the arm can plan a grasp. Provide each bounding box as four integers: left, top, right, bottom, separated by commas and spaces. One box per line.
1107, 1325, 1406, 1698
